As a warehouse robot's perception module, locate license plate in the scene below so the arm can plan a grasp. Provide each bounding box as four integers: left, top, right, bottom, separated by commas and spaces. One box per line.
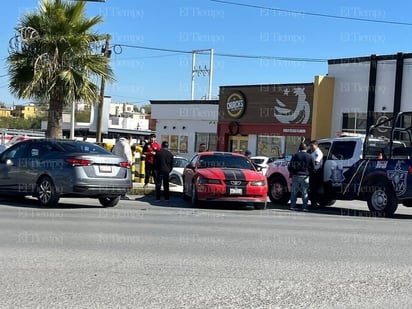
99, 165, 112, 173
229, 187, 242, 195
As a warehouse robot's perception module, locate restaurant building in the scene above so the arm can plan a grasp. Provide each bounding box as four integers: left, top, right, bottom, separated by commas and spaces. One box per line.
217, 77, 334, 156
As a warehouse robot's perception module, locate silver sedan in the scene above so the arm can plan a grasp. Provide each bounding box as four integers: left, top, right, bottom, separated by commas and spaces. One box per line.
0, 139, 132, 207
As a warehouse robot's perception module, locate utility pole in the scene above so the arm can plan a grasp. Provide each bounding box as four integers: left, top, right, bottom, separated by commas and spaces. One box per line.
96, 34, 110, 143
191, 48, 214, 100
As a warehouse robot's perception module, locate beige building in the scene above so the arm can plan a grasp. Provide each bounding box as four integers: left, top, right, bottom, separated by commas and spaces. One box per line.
0, 108, 12, 118
11, 104, 41, 119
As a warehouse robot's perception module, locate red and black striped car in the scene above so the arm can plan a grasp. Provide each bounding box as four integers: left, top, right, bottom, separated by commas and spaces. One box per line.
183, 151, 268, 209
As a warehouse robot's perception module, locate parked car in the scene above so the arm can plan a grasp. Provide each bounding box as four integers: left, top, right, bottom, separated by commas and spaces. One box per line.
0, 135, 35, 153
169, 156, 189, 186
182, 151, 268, 209
0, 139, 132, 207
250, 156, 280, 175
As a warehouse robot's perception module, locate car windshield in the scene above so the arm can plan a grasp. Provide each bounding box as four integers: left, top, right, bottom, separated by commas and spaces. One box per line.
173, 157, 189, 168
198, 155, 254, 170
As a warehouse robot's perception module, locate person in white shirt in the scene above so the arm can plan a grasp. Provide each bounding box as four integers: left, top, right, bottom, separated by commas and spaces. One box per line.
310, 140, 323, 170
309, 140, 323, 203
112, 134, 133, 199
113, 135, 133, 164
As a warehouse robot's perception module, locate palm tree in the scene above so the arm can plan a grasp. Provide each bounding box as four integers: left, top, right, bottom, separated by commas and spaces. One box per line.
7, 0, 114, 138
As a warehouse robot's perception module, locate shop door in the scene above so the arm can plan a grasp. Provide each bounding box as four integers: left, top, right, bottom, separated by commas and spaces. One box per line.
228, 136, 248, 153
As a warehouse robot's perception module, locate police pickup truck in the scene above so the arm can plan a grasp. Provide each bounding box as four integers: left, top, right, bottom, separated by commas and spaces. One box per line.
266, 111, 412, 217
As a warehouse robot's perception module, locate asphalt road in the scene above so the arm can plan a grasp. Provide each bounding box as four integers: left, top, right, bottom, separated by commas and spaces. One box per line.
0, 194, 412, 309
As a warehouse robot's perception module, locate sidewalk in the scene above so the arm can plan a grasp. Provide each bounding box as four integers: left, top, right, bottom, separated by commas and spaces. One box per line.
129, 182, 183, 195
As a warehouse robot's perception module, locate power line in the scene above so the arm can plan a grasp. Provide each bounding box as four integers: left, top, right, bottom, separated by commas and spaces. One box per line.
210, 0, 412, 26
112, 44, 327, 63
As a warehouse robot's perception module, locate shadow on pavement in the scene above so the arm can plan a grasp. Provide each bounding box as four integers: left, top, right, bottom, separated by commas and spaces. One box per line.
269, 201, 412, 220
0, 196, 102, 209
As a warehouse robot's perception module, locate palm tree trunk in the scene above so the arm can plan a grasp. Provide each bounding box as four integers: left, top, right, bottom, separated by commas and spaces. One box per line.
46, 99, 63, 138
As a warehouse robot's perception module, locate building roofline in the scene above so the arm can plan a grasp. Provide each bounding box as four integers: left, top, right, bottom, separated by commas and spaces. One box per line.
219, 82, 314, 89
150, 100, 219, 105
328, 52, 412, 65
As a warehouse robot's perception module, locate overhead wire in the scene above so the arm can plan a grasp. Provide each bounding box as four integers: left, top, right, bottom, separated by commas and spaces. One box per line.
210, 0, 412, 26
112, 44, 328, 63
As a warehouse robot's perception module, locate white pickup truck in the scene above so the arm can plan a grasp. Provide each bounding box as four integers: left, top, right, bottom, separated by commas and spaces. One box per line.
265, 126, 411, 217
266, 134, 366, 206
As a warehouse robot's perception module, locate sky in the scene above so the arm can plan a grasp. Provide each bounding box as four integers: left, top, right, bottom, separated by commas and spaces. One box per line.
1, 0, 412, 107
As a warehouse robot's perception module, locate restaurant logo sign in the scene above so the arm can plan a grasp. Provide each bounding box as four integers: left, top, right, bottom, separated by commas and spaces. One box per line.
274, 87, 311, 124
226, 92, 246, 119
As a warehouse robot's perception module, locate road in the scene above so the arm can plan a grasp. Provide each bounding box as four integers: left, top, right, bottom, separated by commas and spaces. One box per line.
0, 194, 412, 309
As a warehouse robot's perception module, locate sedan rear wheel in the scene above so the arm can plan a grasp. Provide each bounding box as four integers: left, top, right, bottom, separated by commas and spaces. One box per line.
36, 176, 60, 207
99, 196, 120, 207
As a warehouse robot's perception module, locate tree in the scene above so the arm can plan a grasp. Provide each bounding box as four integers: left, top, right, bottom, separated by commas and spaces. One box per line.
7, 0, 114, 138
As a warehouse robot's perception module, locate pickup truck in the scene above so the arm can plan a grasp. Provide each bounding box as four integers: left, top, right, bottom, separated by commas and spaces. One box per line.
266, 111, 412, 217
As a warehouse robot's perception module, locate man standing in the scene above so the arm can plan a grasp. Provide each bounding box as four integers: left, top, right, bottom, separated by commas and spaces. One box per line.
309, 140, 323, 170
112, 134, 133, 200
154, 141, 174, 201
143, 134, 161, 187
288, 143, 315, 212
309, 140, 324, 199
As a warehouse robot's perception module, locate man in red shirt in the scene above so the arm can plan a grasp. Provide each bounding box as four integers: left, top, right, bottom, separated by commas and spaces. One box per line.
143, 134, 161, 187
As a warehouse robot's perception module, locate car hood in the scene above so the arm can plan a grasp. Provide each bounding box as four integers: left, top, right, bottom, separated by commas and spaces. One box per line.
197, 167, 266, 181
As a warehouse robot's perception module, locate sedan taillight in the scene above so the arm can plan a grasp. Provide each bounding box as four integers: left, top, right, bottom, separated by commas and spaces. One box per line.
65, 158, 93, 166
120, 161, 130, 168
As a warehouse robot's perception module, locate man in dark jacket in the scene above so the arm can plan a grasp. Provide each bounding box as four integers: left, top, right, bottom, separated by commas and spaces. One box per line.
153, 141, 174, 201
288, 143, 315, 212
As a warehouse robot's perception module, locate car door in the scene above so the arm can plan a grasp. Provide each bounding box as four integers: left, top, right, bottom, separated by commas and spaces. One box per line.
183, 155, 199, 196
323, 140, 358, 186
0, 141, 31, 193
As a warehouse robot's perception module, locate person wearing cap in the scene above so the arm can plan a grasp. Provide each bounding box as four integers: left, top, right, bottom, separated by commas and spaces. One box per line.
244, 150, 252, 158
142, 134, 161, 187
153, 141, 174, 201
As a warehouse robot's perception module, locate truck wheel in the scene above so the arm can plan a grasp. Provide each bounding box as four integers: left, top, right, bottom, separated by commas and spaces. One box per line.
367, 182, 398, 217
268, 175, 290, 205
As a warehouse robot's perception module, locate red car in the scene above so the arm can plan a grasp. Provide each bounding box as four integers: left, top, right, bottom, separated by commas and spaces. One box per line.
183, 151, 268, 209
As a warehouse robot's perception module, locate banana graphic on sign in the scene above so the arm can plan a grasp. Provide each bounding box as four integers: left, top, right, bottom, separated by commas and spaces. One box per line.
274, 87, 310, 124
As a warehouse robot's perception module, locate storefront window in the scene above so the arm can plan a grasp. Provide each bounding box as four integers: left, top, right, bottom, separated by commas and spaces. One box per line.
160, 135, 169, 145
284, 136, 310, 155
256, 136, 283, 157
179, 135, 188, 153
169, 135, 179, 153
195, 133, 217, 152
161, 135, 188, 154
342, 113, 367, 134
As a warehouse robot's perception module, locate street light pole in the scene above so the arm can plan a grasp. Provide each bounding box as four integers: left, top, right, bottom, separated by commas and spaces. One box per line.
68, 0, 106, 140
96, 34, 110, 143
70, 101, 76, 139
